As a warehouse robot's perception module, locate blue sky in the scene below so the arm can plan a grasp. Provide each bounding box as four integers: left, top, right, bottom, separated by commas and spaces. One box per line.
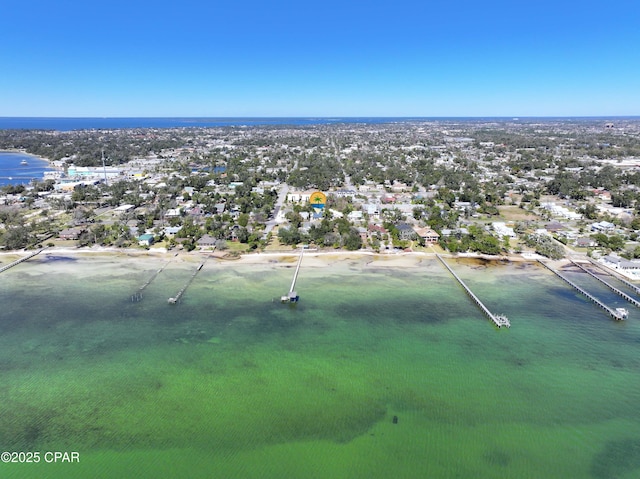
1, 0, 639, 117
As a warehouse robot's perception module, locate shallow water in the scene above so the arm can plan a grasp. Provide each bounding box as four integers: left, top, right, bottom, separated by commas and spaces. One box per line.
1, 254, 639, 478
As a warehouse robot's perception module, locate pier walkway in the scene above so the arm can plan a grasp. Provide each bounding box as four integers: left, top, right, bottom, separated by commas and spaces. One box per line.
281, 248, 304, 303
570, 260, 640, 309
538, 260, 626, 320
587, 259, 640, 296
436, 254, 510, 328
168, 261, 205, 304
131, 260, 172, 302
0, 248, 44, 274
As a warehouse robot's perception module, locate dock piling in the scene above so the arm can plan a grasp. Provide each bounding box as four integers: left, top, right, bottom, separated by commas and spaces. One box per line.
436, 254, 510, 328
281, 248, 304, 303
168, 262, 205, 305
538, 260, 627, 320
0, 248, 44, 274
130, 260, 171, 302
570, 260, 640, 309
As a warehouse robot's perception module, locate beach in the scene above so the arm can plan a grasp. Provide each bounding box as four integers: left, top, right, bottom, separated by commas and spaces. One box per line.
1, 248, 639, 478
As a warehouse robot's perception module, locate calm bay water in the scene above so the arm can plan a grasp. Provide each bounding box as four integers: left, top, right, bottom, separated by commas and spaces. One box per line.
0, 152, 53, 187
0, 254, 639, 478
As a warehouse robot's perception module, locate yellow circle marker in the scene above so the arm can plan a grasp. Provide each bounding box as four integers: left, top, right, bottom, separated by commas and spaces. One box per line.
310, 191, 326, 208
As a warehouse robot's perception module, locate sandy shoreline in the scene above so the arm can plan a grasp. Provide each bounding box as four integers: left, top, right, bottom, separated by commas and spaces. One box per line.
0, 245, 550, 272
0, 148, 55, 165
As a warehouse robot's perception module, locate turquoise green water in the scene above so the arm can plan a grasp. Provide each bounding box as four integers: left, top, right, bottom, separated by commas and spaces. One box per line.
1, 253, 639, 478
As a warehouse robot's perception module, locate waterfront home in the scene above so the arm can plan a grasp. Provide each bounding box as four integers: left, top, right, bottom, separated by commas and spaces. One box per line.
396, 223, 417, 241
59, 227, 84, 240
413, 226, 440, 244
600, 255, 640, 279
196, 234, 217, 249
138, 234, 154, 247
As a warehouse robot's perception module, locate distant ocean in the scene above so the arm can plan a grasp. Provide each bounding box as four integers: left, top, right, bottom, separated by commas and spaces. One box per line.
0, 117, 428, 131
0, 116, 634, 131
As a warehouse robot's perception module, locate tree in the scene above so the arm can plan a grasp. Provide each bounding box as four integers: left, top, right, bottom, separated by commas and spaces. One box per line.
2, 226, 30, 249
237, 213, 249, 227
285, 211, 303, 229
470, 234, 500, 255
611, 190, 635, 208
343, 228, 363, 250
278, 226, 301, 246
579, 203, 599, 220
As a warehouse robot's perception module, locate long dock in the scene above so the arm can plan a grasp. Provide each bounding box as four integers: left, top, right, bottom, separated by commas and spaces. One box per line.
281, 248, 304, 303
436, 254, 510, 328
168, 262, 205, 304
587, 259, 640, 296
0, 248, 44, 274
537, 260, 627, 320
131, 260, 171, 302
570, 260, 640, 309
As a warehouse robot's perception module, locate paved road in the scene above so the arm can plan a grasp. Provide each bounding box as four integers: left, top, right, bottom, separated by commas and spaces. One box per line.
263, 183, 289, 238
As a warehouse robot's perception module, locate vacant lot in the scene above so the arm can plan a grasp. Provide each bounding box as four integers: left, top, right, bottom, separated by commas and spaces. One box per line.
498, 205, 541, 221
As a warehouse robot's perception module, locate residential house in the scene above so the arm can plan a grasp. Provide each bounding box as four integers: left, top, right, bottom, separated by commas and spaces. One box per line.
197, 234, 217, 249
413, 226, 440, 244
138, 234, 155, 247
59, 227, 84, 240
286, 190, 315, 203
545, 221, 566, 234
396, 223, 417, 241
493, 222, 517, 238
575, 237, 597, 248
163, 226, 181, 237
591, 221, 615, 232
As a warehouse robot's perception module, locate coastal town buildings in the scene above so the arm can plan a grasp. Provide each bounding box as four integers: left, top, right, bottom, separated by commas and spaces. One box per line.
1, 118, 639, 260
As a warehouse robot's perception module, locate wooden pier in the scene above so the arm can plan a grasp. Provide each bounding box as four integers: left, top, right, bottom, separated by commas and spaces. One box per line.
0, 248, 44, 274
131, 260, 171, 302
281, 248, 304, 303
587, 259, 640, 296
537, 260, 627, 320
436, 254, 510, 328
570, 260, 640, 309
168, 262, 204, 305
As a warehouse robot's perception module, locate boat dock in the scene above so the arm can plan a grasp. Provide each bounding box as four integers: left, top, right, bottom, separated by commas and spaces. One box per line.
436, 254, 510, 328
587, 259, 640, 296
281, 248, 304, 303
537, 260, 627, 320
0, 248, 44, 274
168, 262, 205, 304
131, 260, 172, 302
570, 260, 640, 309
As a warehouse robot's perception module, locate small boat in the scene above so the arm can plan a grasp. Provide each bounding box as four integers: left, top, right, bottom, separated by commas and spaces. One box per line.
20, 159, 28, 165
615, 308, 628, 320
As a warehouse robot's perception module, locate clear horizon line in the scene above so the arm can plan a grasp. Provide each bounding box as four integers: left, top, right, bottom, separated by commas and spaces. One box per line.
1, 115, 639, 119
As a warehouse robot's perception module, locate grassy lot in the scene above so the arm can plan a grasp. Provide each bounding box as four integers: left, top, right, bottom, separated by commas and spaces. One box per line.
497, 205, 541, 221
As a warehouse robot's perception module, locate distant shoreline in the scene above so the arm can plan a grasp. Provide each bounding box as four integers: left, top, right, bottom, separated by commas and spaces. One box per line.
2, 116, 638, 132
0, 149, 53, 164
